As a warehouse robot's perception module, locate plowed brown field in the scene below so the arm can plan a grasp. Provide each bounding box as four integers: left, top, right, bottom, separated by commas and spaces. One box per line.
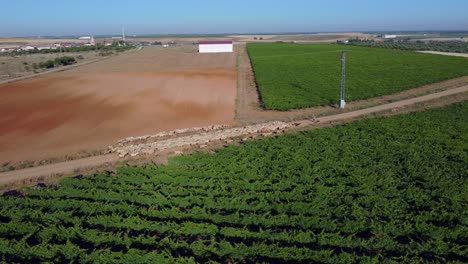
0, 46, 237, 163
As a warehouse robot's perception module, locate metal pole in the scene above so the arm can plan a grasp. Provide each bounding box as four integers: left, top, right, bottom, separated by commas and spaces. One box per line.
340, 51, 346, 109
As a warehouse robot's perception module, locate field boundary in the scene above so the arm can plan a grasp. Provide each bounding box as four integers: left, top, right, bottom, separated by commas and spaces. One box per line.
235, 44, 264, 122
1, 85, 467, 190
244, 45, 266, 109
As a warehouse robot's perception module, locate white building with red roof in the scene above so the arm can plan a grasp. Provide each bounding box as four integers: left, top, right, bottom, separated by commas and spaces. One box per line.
198, 40, 233, 53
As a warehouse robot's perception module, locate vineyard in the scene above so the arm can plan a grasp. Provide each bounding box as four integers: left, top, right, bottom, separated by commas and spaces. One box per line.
1, 102, 467, 263
347, 39, 468, 53
247, 43, 468, 110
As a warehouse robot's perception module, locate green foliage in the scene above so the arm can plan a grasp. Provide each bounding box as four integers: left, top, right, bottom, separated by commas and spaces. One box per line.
53, 56, 75, 66
36, 56, 76, 69
0, 103, 467, 263
37, 60, 55, 69
348, 39, 468, 53
247, 43, 468, 110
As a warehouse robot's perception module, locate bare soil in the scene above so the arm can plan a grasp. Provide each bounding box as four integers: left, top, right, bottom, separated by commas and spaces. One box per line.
0, 46, 237, 164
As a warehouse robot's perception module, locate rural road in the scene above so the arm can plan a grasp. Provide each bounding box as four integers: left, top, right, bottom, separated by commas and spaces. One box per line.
417, 51, 468, 58
301, 85, 468, 126
1, 85, 467, 188
0, 154, 118, 187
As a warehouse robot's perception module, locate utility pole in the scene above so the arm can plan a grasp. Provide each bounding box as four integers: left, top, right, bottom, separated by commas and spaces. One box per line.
339, 51, 346, 109
93, 36, 97, 52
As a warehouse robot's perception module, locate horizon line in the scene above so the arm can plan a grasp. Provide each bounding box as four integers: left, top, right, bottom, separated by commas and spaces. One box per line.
2, 29, 468, 39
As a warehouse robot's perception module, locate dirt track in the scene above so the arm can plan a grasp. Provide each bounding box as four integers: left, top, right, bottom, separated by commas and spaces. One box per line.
0, 46, 237, 163
417, 51, 468, 58
1, 85, 467, 188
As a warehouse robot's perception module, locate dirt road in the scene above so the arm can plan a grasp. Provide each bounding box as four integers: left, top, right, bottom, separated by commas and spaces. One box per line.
300, 85, 468, 126
1, 85, 467, 188
417, 51, 468, 58
0, 154, 118, 187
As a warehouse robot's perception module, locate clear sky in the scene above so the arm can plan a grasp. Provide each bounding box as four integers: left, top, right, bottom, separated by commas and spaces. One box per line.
1, 0, 467, 37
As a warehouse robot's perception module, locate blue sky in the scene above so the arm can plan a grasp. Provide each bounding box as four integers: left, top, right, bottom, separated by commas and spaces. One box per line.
1, 0, 467, 37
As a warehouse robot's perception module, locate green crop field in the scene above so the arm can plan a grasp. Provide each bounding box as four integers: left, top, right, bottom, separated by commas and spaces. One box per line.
347, 39, 468, 53
1, 102, 467, 263
247, 43, 468, 110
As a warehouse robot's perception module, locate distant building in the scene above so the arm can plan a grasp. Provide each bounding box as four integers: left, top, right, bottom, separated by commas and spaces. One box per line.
61, 42, 73, 48
79, 36, 92, 40
199, 41, 233, 53
383, 35, 397, 39
37, 46, 58, 50
20, 46, 35, 51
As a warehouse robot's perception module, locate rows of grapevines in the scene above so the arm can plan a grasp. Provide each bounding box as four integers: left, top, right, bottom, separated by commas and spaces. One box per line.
347, 39, 468, 53
247, 43, 468, 110
0, 102, 467, 263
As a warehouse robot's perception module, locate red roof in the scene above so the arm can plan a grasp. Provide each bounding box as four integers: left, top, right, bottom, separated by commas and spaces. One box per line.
199, 40, 233, 45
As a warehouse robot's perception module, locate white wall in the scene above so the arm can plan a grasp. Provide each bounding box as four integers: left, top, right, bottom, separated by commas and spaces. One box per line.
199, 44, 233, 53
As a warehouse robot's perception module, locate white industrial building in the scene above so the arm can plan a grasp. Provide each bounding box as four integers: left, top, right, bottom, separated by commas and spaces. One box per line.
199, 40, 233, 53
383, 35, 397, 39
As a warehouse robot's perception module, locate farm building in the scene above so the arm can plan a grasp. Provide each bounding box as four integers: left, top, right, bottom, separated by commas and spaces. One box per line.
199, 41, 233, 53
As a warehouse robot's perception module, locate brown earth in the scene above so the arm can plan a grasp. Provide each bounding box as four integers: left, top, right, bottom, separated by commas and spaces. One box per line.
0, 46, 237, 163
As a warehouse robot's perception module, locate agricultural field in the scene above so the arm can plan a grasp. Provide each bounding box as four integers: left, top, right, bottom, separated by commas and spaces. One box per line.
0, 102, 466, 263
347, 40, 468, 53
248, 43, 468, 110
0, 46, 237, 163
